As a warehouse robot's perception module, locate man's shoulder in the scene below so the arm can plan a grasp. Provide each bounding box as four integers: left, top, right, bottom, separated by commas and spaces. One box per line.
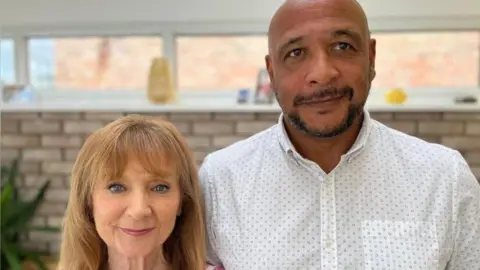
374, 120, 463, 167
201, 124, 279, 171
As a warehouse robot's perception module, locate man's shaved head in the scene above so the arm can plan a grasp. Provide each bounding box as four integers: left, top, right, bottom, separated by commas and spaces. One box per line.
265, 0, 376, 139
268, 0, 370, 54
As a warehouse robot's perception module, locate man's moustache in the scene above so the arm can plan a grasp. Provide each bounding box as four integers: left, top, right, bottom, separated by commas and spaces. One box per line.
293, 87, 354, 106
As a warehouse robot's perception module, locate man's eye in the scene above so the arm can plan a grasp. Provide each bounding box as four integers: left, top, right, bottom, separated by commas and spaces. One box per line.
108, 183, 125, 193
287, 48, 304, 58
334, 42, 354, 51
152, 184, 169, 193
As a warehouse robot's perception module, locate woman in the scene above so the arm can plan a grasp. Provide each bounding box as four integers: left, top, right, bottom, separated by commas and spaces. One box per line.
58, 115, 222, 270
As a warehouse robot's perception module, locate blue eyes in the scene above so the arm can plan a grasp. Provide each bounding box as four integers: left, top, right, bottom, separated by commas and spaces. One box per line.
107, 183, 170, 194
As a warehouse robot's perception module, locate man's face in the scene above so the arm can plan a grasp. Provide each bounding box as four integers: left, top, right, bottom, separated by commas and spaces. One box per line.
266, 0, 376, 138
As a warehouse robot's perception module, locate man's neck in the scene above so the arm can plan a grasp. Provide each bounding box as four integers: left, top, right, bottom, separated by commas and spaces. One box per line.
283, 114, 364, 173
107, 248, 169, 270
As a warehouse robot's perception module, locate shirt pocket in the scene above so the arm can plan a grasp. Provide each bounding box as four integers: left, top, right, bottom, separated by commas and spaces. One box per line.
362, 220, 439, 270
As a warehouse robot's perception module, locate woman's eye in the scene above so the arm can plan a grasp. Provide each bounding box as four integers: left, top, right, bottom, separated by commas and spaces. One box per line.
152, 184, 169, 193
108, 183, 125, 193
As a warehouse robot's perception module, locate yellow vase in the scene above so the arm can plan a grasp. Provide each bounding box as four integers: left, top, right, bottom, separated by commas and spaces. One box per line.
147, 57, 176, 104
385, 88, 407, 104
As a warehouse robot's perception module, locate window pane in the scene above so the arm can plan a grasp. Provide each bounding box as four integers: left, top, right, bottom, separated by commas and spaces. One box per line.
1, 39, 15, 84
177, 35, 268, 91
29, 36, 163, 90
372, 31, 479, 88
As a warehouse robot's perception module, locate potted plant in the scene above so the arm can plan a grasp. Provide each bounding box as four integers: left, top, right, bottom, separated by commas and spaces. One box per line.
1, 159, 60, 270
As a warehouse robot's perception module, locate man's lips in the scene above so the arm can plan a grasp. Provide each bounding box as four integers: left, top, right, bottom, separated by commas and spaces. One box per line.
300, 95, 344, 105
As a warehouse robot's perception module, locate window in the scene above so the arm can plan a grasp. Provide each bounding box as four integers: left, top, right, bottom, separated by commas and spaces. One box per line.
0, 39, 15, 84
28, 36, 163, 90
176, 35, 268, 91
372, 31, 479, 89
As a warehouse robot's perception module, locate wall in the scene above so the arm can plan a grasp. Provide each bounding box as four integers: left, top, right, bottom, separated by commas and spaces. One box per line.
1, 0, 479, 29
1, 110, 480, 254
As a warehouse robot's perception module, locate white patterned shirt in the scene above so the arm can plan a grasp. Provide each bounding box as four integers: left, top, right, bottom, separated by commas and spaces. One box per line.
199, 111, 480, 270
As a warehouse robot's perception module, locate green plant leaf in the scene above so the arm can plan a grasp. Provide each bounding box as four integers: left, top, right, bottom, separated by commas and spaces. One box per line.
3, 181, 51, 232
0, 238, 22, 270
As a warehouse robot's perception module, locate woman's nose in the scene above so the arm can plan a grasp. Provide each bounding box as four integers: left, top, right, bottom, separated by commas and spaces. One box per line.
126, 192, 153, 220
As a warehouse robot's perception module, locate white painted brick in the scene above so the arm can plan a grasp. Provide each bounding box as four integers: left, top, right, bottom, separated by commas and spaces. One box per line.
212, 136, 245, 148
441, 137, 480, 150
23, 175, 65, 188
394, 112, 441, 120
45, 189, 70, 203
170, 113, 211, 120
256, 113, 281, 121
382, 121, 417, 135
214, 113, 255, 120
38, 202, 67, 216
41, 112, 81, 119
64, 149, 81, 161
185, 136, 211, 148
1, 119, 19, 133
466, 122, 480, 135
83, 112, 125, 120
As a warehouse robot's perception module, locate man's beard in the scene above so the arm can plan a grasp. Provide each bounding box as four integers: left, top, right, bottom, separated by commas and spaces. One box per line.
285, 87, 365, 138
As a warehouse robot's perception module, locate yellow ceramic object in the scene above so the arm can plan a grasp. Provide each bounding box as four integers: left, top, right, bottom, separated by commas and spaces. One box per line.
147, 57, 176, 104
385, 88, 407, 104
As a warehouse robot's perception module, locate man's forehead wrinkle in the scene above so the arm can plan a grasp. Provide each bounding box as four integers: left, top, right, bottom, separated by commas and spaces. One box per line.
267, 0, 370, 54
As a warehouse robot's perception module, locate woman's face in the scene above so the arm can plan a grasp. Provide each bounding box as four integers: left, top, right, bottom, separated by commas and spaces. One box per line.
92, 160, 182, 257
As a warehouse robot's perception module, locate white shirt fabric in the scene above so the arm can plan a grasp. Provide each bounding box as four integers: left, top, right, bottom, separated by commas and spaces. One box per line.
199, 111, 480, 270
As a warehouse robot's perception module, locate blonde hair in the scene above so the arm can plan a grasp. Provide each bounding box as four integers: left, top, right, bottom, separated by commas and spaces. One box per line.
58, 115, 206, 270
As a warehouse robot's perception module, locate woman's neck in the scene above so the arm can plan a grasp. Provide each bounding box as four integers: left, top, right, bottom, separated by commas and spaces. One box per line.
107, 248, 169, 270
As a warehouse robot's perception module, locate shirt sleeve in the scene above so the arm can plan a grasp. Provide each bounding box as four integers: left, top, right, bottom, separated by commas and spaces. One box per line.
199, 157, 222, 266
447, 152, 480, 269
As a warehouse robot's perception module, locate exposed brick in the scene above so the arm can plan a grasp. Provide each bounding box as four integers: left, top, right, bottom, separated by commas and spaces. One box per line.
63, 120, 104, 134
19, 162, 41, 174
1, 119, 19, 133
471, 166, 480, 180
466, 122, 480, 135
21, 119, 61, 134
236, 121, 275, 134
126, 112, 168, 119
20, 242, 49, 253
418, 121, 464, 135
4, 113, 39, 119
1, 135, 40, 147
193, 122, 234, 135
45, 189, 70, 203
29, 231, 61, 243
31, 217, 47, 227
42, 135, 83, 147
441, 137, 480, 150
193, 151, 208, 164
394, 112, 442, 120
38, 202, 67, 216
63, 149, 80, 161
47, 216, 64, 228
417, 136, 441, 144
41, 112, 81, 119
212, 136, 244, 148
214, 113, 255, 120
382, 121, 417, 135
24, 175, 65, 188
443, 113, 480, 120
169, 121, 191, 134
255, 112, 281, 121
465, 152, 480, 165
42, 161, 74, 175
1, 148, 20, 161
23, 149, 62, 161
370, 112, 394, 121
169, 113, 212, 121
83, 112, 125, 121
185, 136, 211, 148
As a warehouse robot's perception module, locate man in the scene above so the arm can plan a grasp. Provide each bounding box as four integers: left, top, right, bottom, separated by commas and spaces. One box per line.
199, 0, 480, 269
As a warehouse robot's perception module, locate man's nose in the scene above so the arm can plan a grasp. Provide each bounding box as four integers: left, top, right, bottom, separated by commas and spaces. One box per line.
305, 51, 340, 87
126, 191, 152, 220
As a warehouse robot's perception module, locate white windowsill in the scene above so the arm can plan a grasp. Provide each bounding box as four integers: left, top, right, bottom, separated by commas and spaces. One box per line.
1, 88, 480, 113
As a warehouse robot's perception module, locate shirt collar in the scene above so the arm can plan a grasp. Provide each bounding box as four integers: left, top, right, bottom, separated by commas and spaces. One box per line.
276, 109, 374, 160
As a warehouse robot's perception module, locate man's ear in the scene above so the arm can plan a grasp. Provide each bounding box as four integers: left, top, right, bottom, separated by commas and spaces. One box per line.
265, 54, 274, 84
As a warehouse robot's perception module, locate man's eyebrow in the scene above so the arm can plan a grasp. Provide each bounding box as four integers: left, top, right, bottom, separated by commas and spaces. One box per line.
277, 36, 304, 56
332, 29, 363, 44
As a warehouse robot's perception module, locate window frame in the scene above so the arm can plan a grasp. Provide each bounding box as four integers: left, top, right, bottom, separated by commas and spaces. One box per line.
1, 18, 479, 97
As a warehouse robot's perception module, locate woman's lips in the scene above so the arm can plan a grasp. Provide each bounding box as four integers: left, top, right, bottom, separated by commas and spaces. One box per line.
120, 227, 155, 236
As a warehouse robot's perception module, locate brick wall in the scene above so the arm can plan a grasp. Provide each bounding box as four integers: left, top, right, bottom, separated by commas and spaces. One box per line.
1, 111, 480, 254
